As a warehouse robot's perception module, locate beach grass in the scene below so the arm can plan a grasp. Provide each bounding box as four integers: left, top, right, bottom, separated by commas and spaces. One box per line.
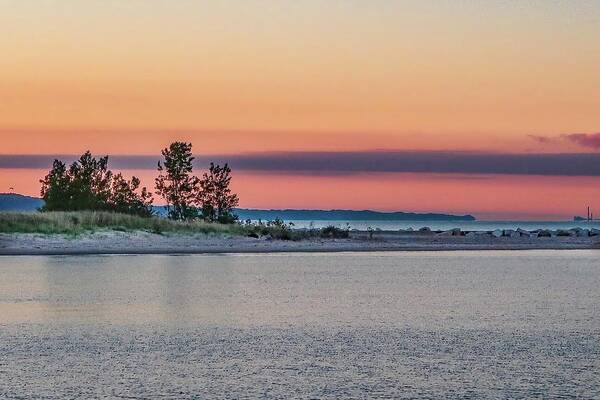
0, 211, 250, 236
0, 212, 353, 240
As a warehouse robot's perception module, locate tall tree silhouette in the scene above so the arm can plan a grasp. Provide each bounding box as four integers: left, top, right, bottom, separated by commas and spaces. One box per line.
40, 160, 70, 211
67, 152, 113, 210
198, 162, 239, 223
155, 142, 199, 220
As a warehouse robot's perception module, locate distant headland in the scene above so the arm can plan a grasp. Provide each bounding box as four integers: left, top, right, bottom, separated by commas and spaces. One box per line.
0, 193, 44, 212
234, 209, 476, 222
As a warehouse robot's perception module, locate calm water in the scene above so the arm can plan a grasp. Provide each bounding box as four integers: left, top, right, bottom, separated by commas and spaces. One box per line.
1, 251, 599, 399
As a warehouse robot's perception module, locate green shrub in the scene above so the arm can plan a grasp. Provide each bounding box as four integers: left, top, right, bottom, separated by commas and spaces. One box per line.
320, 225, 350, 239
242, 218, 302, 240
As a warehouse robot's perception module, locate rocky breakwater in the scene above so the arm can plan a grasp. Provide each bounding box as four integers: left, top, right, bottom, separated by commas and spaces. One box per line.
432, 227, 600, 239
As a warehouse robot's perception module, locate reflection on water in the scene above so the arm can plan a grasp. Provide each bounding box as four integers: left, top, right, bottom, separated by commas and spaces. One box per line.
1, 251, 599, 398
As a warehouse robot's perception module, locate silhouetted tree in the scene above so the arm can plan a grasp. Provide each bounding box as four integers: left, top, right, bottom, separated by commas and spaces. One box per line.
155, 142, 199, 220
67, 152, 113, 210
109, 174, 154, 217
40, 151, 153, 216
40, 160, 70, 211
198, 162, 239, 223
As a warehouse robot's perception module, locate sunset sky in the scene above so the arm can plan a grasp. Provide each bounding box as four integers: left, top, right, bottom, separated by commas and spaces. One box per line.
2, 0, 600, 219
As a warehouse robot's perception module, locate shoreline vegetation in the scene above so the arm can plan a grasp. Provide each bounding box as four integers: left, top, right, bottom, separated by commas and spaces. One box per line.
1, 211, 599, 256
0, 211, 348, 240
5, 210, 598, 238
38, 142, 242, 224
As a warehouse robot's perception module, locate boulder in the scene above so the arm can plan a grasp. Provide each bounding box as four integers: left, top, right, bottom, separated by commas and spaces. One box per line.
419, 227, 432, 233
555, 230, 574, 237
437, 228, 461, 237
590, 228, 600, 237
503, 229, 520, 238
492, 229, 503, 238
516, 228, 531, 237
470, 231, 490, 237
537, 229, 552, 237
576, 229, 590, 237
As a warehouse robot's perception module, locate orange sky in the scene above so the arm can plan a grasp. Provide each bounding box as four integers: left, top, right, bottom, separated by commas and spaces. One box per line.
2, 1, 600, 154
1, 1, 600, 218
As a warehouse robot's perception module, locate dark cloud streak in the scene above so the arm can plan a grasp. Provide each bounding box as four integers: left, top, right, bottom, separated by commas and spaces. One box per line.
2, 151, 600, 177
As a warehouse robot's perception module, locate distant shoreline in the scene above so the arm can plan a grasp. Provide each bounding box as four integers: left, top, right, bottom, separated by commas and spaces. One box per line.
2, 230, 598, 256
1, 193, 476, 221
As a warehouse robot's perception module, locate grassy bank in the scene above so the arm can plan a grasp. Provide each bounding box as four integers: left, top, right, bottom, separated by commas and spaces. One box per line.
0, 211, 249, 235
0, 211, 352, 240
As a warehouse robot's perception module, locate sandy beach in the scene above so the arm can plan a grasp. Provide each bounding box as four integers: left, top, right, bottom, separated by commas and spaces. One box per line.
1, 230, 598, 256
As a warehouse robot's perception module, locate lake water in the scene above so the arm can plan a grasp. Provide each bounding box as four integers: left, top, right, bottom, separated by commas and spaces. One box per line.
1, 251, 599, 398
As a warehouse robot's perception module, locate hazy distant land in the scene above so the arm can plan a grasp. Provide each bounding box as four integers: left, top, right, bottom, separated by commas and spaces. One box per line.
234, 208, 475, 222
0, 193, 475, 221
0, 193, 44, 212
